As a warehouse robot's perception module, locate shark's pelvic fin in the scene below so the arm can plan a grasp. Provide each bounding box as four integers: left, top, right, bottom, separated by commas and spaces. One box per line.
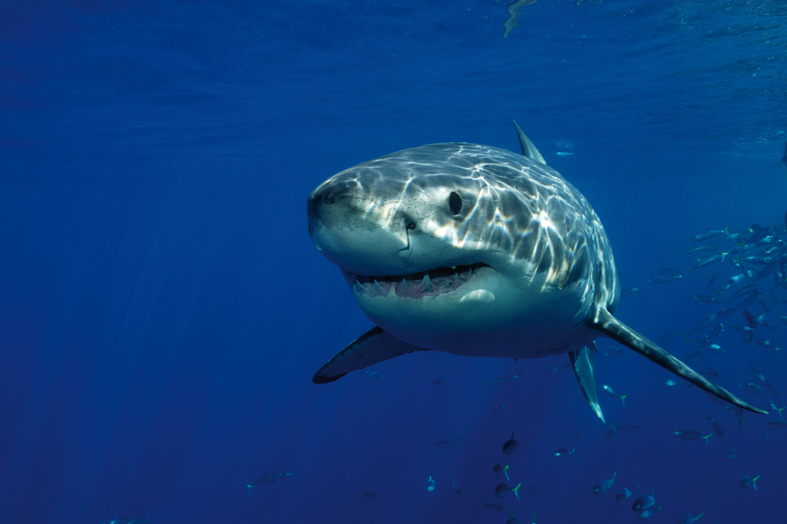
312, 327, 424, 384
512, 121, 546, 165
590, 308, 767, 415
569, 343, 605, 423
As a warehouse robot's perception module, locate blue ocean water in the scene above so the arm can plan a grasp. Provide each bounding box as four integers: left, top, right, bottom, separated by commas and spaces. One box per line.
2, 1, 786, 522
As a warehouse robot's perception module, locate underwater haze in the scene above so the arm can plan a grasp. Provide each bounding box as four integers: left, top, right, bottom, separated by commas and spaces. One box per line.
2, 1, 787, 523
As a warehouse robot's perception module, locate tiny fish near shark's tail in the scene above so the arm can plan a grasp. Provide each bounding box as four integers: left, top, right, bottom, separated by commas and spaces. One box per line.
590, 308, 767, 414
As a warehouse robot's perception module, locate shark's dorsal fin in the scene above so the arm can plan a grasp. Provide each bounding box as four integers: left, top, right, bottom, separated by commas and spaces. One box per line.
513, 121, 546, 165
313, 327, 424, 383
569, 343, 605, 423
590, 308, 767, 414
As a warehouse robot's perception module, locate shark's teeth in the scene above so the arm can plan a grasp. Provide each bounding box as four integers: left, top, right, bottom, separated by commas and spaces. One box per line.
369, 279, 391, 298
433, 275, 454, 293
345, 263, 490, 299
396, 277, 421, 298
420, 273, 434, 294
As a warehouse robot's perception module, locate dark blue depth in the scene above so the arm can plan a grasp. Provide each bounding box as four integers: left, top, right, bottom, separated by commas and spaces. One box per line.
1, 1, 786, 523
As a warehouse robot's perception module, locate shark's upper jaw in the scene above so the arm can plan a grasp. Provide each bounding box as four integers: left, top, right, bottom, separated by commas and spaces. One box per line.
342, 262, 492, 299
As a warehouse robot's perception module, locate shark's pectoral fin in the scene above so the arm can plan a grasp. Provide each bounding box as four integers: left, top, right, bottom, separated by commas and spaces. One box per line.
590, 308, 768, 415
569, 343, 605, 423
313, 326, 424, 384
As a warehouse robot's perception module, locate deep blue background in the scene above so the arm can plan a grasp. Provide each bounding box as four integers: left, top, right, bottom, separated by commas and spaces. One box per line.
1, 1, 786, 523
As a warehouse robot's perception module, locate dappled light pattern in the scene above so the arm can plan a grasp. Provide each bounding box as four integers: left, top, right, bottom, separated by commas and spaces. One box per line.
309, 142, 619, 317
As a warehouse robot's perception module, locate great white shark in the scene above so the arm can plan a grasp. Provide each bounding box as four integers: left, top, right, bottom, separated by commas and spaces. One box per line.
306, 122, 767, 420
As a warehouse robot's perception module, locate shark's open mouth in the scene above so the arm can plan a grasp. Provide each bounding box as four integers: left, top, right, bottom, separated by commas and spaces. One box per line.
342, 263, 492, 299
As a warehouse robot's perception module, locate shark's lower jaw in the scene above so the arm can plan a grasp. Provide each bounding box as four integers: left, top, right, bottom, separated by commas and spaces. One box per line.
342, 263, 492, 299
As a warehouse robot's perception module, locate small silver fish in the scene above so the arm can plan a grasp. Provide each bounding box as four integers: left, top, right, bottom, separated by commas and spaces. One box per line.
495, 482, 522, 500
681, 244, 721, 254
434, 437, 462, 449
615, 484, 639, 502
613, 423, 646, 434
751, 365, 779, 394
493, 463, 511, 481
592, 471, 617, 494
755, 339, 779, 352
483, 501, 505, 513
656, 331, 680, 343
636, 505, 664, 519
688, 253, 726, 271
648, 274, 682, 284
488, 373, 519, 385
707, 412, 724, 437
674, 430, 712, 445
740, 474, 761, 490
451, 476, 462, 496
502, 432, 518, 456
688, 313, 718, 334
693, 294, 722, 304
739, 382, 763, 394
689, 227, 728, 242
735, 405, 745, 427
602, 384, 627, 405
247, 472, 293, 495
699, 367, 718, 379
678, 512, 704, 524
632, 491, 655, 512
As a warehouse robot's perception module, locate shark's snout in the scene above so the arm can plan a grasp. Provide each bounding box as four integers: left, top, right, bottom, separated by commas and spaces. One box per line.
307, 179, 353, 237
307, 178, 414, 275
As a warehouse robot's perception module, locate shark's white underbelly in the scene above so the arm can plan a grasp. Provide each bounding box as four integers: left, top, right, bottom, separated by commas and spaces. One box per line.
352, 268, 595, 359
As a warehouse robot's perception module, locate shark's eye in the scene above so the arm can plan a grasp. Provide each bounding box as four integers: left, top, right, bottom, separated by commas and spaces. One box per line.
406, 222, 416, 231
448, 192, 462, 215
